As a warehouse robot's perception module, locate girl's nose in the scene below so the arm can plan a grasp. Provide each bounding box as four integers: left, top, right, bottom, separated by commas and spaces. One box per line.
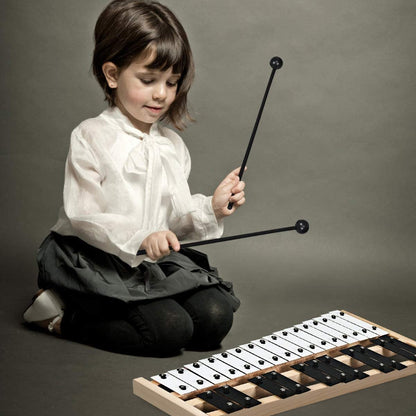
153, 82, 167, 101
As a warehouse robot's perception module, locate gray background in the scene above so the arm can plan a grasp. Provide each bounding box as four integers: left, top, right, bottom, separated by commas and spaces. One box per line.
1, 1, 415, 415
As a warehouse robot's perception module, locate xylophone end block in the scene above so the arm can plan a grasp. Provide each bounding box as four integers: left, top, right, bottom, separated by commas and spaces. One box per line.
133, 377, 205, 416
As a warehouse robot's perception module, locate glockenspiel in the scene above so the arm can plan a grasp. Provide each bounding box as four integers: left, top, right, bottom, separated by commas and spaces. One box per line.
132, 310, 416, 416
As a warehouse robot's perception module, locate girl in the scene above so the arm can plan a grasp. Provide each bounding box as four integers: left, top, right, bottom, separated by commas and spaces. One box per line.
23, 0, 246, 356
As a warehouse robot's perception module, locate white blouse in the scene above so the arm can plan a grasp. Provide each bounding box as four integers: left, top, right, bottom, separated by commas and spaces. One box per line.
52, 107, 224, 267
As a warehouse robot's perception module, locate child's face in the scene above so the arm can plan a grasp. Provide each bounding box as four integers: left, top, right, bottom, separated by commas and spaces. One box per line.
111, 53, 180, 133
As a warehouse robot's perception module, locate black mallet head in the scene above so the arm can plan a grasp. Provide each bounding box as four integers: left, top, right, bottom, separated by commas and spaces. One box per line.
270, 56, 283, 70
295, 220, 309, 234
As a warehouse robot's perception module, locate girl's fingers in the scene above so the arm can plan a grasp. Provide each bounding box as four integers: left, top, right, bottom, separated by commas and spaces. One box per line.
212, 168, 247, 220
224, 167, 240, 179
230, 191, 245, 203
220, 167, 244, 186
231, 166, 246, 177
151, 241, 161, 259
231, 180, 245, 194
159, 238, 170, 256
166, 231, 180, 252
146, 246, 155, 260
142, 231, 180, 260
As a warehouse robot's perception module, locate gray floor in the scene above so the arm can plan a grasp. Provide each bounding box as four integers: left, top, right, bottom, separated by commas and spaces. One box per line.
1, 237, 415, 416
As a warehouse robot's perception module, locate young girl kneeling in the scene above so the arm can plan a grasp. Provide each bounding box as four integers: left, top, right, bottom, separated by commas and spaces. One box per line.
23, 0, 246, 357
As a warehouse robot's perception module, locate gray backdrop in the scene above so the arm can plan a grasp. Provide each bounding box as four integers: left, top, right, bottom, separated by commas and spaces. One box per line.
1, 1, 415, 415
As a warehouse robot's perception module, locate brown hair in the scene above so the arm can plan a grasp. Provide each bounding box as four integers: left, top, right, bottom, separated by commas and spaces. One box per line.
92, 0, 194, 130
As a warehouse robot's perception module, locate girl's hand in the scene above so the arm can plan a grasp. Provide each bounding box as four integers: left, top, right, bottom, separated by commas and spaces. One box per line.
140, 231, 180, 260
212, 167, 246, 220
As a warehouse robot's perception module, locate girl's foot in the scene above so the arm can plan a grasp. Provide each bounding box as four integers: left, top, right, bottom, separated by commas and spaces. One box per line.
32, 315, 62, 334
23, 289, 65, 335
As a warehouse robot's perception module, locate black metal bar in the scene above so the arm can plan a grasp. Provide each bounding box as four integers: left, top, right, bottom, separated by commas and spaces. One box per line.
317, 355, 368, 380
214, 385, 260, 408
197, 390, 242, 413
292, 363, 340, 386
263, 371, 310, 393
248, 375, 296, 398
341, 346, 403, 373
373, 335, 416, 361
305, 359, 354, 383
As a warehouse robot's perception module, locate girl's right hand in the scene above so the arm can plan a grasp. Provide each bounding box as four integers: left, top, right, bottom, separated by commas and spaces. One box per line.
140, 231, 180, 260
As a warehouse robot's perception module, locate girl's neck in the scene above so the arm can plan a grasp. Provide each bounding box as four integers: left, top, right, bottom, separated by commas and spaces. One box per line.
115, 101, 152, 134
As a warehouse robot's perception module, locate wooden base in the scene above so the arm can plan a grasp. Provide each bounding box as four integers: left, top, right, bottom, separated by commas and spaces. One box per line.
132, 311, 416, 416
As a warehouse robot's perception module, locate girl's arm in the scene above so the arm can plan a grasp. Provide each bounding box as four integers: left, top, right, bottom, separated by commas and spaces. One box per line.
59, 131, 152, 266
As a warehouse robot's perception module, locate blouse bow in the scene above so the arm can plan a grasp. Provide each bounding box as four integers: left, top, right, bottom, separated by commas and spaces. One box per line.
122, 122, 195, 229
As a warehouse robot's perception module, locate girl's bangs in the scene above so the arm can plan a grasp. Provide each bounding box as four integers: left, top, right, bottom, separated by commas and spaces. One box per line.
145, 37, 188, 74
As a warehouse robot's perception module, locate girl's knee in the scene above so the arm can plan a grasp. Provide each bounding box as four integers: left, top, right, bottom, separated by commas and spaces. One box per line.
183, 287, 234, 349
127, 299, 194, 355
186, 287, 234, 323
153, 309, 193, 353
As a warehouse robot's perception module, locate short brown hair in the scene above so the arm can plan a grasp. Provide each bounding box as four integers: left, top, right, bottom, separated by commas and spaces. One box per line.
92, 0, 194, 130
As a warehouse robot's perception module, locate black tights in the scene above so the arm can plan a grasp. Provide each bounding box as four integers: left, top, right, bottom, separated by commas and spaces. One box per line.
60, 286, 234, 356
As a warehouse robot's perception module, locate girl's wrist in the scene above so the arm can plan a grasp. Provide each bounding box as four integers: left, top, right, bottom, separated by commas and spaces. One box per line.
211, 200, 224, 221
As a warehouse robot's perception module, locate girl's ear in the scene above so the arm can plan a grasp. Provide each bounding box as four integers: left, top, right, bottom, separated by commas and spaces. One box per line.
102, 62, 119, 88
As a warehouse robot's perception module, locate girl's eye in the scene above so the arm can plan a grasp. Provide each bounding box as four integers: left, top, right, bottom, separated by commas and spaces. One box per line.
140, 79, 154, 85
139, 77, 179, 87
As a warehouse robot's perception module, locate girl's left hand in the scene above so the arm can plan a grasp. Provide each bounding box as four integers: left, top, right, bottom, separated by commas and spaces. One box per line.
212, 167, 246, 220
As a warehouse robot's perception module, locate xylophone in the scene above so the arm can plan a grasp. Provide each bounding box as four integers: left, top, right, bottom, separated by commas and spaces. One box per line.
133, 310, 416, 416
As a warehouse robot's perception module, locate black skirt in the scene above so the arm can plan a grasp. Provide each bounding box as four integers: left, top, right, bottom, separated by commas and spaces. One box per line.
37, 232, 240, 311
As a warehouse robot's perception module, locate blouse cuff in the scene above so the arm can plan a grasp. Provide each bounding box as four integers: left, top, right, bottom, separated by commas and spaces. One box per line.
118, 229, 154, 267
192, 195, 224, 240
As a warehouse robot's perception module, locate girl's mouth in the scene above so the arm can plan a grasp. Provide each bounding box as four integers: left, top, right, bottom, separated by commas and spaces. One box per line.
145, 106, 163, 114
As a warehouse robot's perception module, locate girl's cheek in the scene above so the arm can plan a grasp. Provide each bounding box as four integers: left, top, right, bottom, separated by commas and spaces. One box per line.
129, 89, 146, 103
168, 91, 177, 105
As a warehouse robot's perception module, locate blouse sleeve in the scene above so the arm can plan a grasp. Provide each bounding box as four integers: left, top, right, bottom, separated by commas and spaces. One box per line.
62, 130, 149, 266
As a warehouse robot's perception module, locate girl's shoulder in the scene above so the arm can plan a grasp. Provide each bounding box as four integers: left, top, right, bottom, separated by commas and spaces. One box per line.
73, 114, 116, 139
70, 111, 119, 147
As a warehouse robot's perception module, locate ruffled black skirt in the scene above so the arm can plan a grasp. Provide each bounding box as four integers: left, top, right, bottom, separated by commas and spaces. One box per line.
37, 232, 240, 311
